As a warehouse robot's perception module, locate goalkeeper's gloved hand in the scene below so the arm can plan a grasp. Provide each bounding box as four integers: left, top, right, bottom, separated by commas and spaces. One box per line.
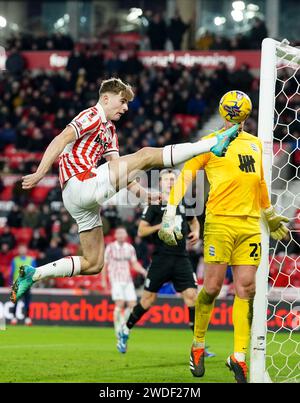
158, 210, 183, 246
263, 206, 289, 240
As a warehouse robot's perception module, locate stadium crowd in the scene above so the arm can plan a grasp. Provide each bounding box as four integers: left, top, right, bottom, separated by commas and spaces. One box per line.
0, 42, 299, 292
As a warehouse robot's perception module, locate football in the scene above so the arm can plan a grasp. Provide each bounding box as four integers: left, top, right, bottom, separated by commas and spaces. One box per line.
219, 90, 252, 123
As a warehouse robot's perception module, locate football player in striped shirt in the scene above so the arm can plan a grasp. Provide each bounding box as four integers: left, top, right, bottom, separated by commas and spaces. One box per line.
11, 78, 238, 304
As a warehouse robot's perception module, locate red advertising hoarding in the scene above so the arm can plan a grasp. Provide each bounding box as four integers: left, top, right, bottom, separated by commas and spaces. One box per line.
0, 290, 299, 331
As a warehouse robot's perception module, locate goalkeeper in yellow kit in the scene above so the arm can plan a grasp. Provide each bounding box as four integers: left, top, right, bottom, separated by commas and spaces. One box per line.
158, 91, 289, 383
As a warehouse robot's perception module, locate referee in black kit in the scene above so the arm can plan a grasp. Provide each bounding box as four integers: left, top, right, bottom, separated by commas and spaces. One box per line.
117, 169, 215, 357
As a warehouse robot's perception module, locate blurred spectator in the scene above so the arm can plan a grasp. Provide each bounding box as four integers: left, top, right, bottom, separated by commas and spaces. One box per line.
22, 203, 41, 229
0, 227, 16, 250
6, 204, 23, 228
5, 48, 25, 78
102, 205, 121, 229
29, 229, 48, 252
168, 10, 190, 50
45, 238, 63, 263
229, 63, 254, 93
10, 244, 36, 325
65, 223, 80, 245
248, 18, 268, 49
147, 12, 167, 50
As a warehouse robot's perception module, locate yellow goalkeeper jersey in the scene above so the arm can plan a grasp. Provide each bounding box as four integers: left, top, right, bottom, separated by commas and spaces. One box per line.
169, 130, 271, 218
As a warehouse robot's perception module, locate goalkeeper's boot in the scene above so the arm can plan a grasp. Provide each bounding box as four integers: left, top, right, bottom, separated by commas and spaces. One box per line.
210, 124, 239, 157
10, 265, 36, 304
190, 346, 205, 377
117, 325, 129, 354
226, 355, 248, 383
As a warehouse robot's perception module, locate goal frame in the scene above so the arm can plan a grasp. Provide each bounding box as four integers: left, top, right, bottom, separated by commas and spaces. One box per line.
250, 37, 299, 383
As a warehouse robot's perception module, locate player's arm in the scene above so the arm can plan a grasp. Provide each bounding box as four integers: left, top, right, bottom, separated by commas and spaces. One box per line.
138, 219, 161, 237
127, 181, 160, 204
131, 260, 147, 277
22, 126, 76, 189
158, 157, 204, 246
101, 262, 108, 289
259, 144, 289, 240
187, 216, 200, 246
104, 153, 119, 161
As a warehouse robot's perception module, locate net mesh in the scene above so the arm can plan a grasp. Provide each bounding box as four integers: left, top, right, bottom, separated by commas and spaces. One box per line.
266, 42, 300, 383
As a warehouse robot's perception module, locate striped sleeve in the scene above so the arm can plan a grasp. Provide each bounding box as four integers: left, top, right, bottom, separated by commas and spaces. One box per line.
103, 124, 120, 157
68, 109, 101, 140
104, 245, 111, 263
129, 244, 137, 263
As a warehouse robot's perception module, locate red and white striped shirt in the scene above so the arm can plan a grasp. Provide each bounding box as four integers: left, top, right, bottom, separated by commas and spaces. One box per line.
104, 241, 137, 283
58, 103, 119, 187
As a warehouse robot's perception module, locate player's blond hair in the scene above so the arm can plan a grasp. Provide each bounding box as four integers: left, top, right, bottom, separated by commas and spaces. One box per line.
99, 78, 134, 102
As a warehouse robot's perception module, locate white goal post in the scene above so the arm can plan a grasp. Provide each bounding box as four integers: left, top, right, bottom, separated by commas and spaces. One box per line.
250, 38, 300, 383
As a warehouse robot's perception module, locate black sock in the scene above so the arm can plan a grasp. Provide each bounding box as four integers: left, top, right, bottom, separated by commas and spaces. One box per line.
126, 303, 148, 329
188, 306, 195, 331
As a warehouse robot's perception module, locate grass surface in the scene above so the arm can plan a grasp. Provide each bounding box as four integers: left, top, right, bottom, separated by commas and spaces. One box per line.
0, 326, 299, 383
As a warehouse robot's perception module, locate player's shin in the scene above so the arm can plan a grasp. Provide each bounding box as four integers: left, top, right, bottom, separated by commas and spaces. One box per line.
126, 302, 148, 331
32, 256, 81, 281
193, 288, 216, 347
113, 306, 123, 336
162, 137, 218, 167
232, 296, 254, 361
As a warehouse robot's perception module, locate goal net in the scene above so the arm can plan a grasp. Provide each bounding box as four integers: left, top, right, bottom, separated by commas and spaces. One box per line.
250, 38, 300, 383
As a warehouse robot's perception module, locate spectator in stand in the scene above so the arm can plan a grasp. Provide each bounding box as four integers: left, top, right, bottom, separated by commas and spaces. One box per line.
102, 205, 122, 229
0, 243, 14, 285
0, 227, 16, 250
45, 238, 63, 263
229, 64, 254, 94
6, 204, 23, 228
0, 121, 17, 146
10, 244, 36, 325
167, 10, 190, 50
147, 12, 167, 50
248, 17, 268, 49
29, 229, 48, 252
22, 203, 41, 229
5, 48, 25, 79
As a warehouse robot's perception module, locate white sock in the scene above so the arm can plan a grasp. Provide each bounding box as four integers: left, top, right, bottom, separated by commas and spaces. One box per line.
166, 205, 176, 216
162, 137, 217, 167
234, 352, 246, 362
124, 307, 132, 323
32, 256, 81, 281
114, 306, 122, 335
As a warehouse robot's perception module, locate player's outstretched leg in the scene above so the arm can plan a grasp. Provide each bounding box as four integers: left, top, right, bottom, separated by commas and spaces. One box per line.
10, 265, 36, 304
190, 344, 205, 377
226, 355, 248, 383
211, 125, 239, 157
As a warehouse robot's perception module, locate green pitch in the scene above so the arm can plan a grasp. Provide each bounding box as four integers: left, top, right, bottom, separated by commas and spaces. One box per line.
0, 326, 299, 383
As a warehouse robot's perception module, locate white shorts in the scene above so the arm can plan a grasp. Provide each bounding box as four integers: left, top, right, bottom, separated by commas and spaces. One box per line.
111, 282, 137, 302
62, 162, 116, 233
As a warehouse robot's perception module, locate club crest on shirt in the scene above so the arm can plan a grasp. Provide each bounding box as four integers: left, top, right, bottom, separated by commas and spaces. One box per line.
250, 143, 259, 152
209, 245, 215, 256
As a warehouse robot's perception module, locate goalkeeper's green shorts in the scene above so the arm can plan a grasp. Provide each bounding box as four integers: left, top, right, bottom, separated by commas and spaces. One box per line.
204, 213, 261, 267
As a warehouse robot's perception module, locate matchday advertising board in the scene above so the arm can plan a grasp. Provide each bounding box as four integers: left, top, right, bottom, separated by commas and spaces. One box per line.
0, 50, 261, 71
0, 289, 299, 331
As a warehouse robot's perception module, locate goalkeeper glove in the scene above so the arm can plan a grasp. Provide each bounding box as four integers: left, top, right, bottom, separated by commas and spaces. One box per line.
158, 210, 183, 246
263, 206, 289, 240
